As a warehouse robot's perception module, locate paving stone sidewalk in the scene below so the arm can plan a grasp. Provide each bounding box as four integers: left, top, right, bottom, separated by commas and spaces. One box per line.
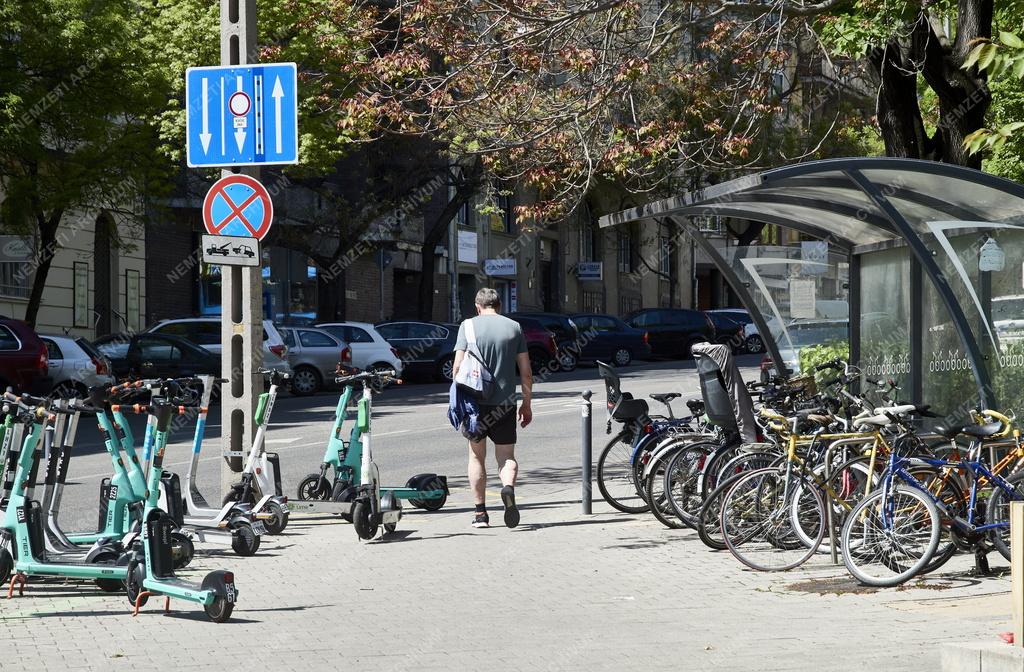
0, 472, 1012, 671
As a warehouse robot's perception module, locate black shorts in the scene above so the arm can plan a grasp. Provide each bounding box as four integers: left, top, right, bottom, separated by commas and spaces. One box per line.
476, 403, 517, 444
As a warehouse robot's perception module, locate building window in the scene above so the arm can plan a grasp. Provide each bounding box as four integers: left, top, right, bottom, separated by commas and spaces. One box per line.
580, 224, 600, 262
659, 236, 672, 275
619, 294, 641, 316
456, 200, 473, 230
581, 291, 604, 313
125, 269, 141, 332
490, 194, 514, 234
617, 231, 633, 274
73, 262, 89, 327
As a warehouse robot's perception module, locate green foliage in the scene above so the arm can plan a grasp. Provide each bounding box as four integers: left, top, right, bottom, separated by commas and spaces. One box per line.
798, 340, 850, 383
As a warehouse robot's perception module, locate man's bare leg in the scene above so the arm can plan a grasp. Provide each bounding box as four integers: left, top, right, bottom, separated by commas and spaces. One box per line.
496, 443, 520, 528
469, 438, 490, 527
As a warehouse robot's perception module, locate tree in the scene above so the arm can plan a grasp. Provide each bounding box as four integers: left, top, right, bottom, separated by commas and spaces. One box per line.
0, 0, 171, 326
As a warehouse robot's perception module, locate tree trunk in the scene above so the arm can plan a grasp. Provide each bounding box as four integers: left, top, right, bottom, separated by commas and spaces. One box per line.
24, 211, 61, 328
416, 171, 480, 321
870, 2, 992, 166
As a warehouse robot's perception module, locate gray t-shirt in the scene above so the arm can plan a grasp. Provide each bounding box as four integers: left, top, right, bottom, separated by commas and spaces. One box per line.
455, 314, 528, 407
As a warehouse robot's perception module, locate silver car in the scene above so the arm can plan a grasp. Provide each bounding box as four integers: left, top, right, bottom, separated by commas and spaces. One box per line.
279, 327, 351, 395
41, 335, 115, 398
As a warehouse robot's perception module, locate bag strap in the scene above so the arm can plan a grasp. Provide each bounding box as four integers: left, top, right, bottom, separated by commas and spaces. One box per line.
464, 317, 477, 345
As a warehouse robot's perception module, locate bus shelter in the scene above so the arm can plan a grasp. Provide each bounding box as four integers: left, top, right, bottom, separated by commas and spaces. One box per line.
600, 157, 1024, 415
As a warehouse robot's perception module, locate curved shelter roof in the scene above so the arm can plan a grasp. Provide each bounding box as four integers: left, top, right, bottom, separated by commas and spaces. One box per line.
599, 158, 1024, 407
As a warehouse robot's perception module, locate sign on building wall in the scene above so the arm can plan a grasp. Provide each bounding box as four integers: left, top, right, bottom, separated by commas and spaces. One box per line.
510, 281, 518, 312
458, 231, 477, 263
789, 278, 816, 319
979, 237, 1005, 272
73, 263, 89, 328
125, 269, 141, 332
484, 258, 516, 276
576, 262, 603, 281
800, 241, 828, 275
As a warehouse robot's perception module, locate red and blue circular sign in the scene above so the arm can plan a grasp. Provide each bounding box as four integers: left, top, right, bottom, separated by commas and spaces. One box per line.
202, 174, 273, 240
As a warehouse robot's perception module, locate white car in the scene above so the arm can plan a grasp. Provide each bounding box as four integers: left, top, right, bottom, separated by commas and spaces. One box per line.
41, 334, 115, 397
315, 322, 404, 375
145, 317, 292, 373
707, 308, 781, 354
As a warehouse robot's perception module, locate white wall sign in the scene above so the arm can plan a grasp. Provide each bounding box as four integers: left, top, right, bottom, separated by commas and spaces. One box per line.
800, 241, 828, 275
979, 237, 1005, 272
510, 281, 518, 311
458, 231, 477, 263
484, 258, 516, 276
789, 278, 817, 319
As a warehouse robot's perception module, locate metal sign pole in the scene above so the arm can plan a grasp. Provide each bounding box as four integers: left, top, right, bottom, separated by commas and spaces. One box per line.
220, 0, 263, 496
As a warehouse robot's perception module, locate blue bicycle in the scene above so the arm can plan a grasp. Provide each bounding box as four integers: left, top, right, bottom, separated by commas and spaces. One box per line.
841, 415, 1024, 586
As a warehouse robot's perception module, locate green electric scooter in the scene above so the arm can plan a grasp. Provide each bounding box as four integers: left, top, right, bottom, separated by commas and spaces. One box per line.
125, 381, 238, 622
2, 394, 130, 597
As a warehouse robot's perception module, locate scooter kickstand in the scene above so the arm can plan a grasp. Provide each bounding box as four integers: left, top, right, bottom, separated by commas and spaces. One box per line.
7, 572, 26, 598
132, 591, 152, 616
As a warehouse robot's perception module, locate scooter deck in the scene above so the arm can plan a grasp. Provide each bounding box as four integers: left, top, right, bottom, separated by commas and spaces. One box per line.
381, 486, 446, 500
285, 499, 353, 516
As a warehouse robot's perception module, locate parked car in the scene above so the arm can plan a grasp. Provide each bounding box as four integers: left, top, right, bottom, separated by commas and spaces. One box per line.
705, 311, 746, 352
0, 317, 50, 394
315, 322, 404, 376
508, 312, 580, 371
376, 321, 459, 381
624, 308, 713, 358
508, 316, 559, 373
708, 308, 764, 353
41, 334, 114, 398
570, 313, 651, 367
94, 333, 220, 379
278, 327, 352, 395
144, 317, 292, 373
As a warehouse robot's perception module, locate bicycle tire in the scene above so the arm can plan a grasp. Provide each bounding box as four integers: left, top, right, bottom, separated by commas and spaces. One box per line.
696, 452, 781, 550
656, 443, 712, 529
986, 470, 1024, 561
596, 431, 648, 514
841, 485, 941, 587
645, 448, 687, 529
721, 467, 825, 572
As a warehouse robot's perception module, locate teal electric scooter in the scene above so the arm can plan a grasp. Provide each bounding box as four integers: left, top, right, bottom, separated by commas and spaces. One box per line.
2, 394, 130, 597
126, 381, 238, 622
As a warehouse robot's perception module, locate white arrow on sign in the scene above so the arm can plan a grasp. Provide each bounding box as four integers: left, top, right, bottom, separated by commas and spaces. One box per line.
233, 76, 247, 152
271, 76, 284, 154
199, 78, 212, 153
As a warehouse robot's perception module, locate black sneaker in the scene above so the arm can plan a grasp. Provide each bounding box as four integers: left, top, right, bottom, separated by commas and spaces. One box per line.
501, 486, 520, 528
472, 511, 489, 528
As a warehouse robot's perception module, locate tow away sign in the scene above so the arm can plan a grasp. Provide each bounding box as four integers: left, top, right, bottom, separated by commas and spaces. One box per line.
201, 234, 261, 267
186, 63, 298, 167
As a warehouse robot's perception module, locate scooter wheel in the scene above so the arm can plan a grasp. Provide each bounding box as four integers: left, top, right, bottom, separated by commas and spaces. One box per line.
264, 501, 288, 535
0, 548, 12, 586
171, 532, 195, 569
352, 499, 378, 540
204, 595, 234, 622
125, 558, 147, 608
418, 494, 447, 512
297, 475, 330, 501
382, 492, 401, 535
231, 524, 261, 557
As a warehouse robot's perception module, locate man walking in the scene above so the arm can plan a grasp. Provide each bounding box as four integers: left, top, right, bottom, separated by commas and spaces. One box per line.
452, 288, 532, 528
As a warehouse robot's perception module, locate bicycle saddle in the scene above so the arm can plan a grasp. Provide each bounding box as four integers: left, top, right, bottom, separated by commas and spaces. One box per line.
960, 422, 1004, 439
650, 393, 681, 403
934, 424, 966, 440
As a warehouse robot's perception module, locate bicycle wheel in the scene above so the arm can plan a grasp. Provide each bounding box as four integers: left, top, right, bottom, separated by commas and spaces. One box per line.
909, 465, 966, 575
646, 448, 687, 529
661, 443, 713, 528
721, 467, 825, 571
791, 457, 876, 552
596, 431, 648, 514
841, 485, 941, 587
985, 470, 1024, 561
696, 453, 781, 550
700, 444, 742, 499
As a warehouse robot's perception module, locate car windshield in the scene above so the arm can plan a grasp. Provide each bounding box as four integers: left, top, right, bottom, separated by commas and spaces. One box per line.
993, 296, 1024, 321
76, 338, 102, 359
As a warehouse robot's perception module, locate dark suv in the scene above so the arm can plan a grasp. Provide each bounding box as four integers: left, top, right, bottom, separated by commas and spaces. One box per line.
624, 308, 713, 358
0, 317, 50, 393
508, 312, 580, 371
376, 321, 459, 381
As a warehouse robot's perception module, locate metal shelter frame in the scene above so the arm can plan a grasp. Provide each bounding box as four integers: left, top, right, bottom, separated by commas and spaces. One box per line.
600, 157, 1024, 409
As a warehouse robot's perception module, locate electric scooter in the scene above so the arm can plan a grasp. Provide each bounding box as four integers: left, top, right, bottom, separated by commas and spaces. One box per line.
126, 385, 238, 622
289, 369, 448, 535
124, 378, 264, 556
187, 375, 288, 535
2, 394, 131, 597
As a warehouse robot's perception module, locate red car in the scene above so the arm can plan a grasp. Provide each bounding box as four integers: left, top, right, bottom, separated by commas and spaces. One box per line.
509, 316, 558, 373
0, 317, 50, 393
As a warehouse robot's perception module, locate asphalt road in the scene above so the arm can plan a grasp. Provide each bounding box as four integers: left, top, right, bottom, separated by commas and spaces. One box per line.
42, 356, 763, 531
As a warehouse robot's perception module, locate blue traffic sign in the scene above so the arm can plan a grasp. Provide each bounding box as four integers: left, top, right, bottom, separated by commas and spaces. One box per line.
185, 63, 298, 167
